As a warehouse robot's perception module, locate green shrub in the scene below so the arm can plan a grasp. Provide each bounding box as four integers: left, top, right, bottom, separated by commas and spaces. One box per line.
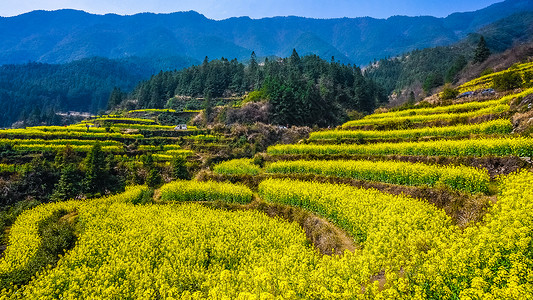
440, 84, 459, 100
480, 68, 494, 77
242, 90, 264, 103
493, 71, 523, 91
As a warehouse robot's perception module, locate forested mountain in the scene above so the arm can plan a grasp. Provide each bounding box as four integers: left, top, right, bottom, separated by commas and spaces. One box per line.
0, 56, 195, 127
365, 11, 533, 101
129, 51, 387, 127
2, 0, 533, 127
1, 0, 532, 66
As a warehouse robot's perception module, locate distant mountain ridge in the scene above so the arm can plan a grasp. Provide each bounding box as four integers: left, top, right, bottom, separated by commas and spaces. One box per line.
1, 0, 533, 66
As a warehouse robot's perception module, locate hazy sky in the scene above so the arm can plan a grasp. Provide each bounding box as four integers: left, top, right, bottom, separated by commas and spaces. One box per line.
1, 0, 503, 19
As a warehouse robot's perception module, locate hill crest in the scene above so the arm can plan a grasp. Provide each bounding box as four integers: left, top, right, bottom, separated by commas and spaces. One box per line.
1, 0, 533, 65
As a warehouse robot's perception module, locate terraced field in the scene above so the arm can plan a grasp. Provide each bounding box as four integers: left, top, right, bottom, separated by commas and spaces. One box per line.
458, 61, 533, 92
1, 67, 532, 299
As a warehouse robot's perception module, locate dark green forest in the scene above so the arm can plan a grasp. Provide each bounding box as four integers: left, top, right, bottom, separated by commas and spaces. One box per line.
130, 51, 387, 127
0, 56, 195, 128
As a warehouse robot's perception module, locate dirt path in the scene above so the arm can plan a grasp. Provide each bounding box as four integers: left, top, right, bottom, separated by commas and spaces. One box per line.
199, 172, 493, 228
201, 196, 357, 255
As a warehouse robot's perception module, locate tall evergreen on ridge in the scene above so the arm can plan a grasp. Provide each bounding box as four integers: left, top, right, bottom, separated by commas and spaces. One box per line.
474, 36, 491, 64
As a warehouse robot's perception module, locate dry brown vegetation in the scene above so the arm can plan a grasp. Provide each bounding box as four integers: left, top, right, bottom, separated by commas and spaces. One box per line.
511, 93, 533, 135
457, 42, 533, 86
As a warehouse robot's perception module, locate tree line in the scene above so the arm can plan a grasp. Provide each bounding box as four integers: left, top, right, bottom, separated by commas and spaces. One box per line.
129, 50, 387, 127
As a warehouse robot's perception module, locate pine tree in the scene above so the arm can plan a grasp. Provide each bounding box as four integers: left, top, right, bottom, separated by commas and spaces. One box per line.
52, 164, 82, 202
407, 91, 416, 105
203, 90, 213, 124
142, 153, 162, 188
473, 36, 491, 64
107, 87, 124, 109
146, 168, 163, 188
171, 155, 189, 180
289, 49, 301, 72
83, 143, 106, 195
248, 51, 260, 90
249, 51, 258, 70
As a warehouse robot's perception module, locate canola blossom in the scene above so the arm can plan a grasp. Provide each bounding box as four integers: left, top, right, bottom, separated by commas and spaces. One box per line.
311, 119, 512, 141
360, 87, 533, 123
3, 202, 319, 299
213, 158, 262, 176
88, 117, 156, 124
27, 125, 107, 133
159, 180, 253, 204
0, 201, 79, 289
362, 97, 510, 120
342, 104, 509, 127
110, 123, 176, 130
127, 108, 177, 113
266, 159, 490, 193
0, 128, 143, 139
138, 144, 184, 151
0, 164, 22, 173
458, 62, 533, 92
185, 134, 221, 141
0, 133, 126, 153
111, 123, 198, 131
268, 137, 533, 157
1, 172, 532, 298
153, 150, 194, 161
0, 138, 122, 147
399, 170, 533, 298
258, 178, 457, 294
13, 144, 123, 153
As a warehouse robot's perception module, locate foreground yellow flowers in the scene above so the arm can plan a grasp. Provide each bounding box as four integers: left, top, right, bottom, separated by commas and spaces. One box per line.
1, 186, 320, 299
1, 170, 532, 298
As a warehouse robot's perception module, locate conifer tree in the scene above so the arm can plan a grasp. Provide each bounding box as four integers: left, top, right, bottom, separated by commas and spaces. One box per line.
171, 155, 189, 180
52, 164, 82, 202
142, 153, 162, 188
83, 143, 106, 195
473, 36, 491, 64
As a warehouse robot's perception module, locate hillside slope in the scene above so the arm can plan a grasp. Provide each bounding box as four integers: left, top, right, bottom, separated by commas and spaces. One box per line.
0, 56, 196, 127
1, 63, 532, 299
1, 0, 532, 65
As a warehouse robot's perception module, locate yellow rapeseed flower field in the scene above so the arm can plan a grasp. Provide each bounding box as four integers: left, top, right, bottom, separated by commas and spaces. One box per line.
312, 119, 512, 141
266, 159, 490, 193
268, 137, 533, 157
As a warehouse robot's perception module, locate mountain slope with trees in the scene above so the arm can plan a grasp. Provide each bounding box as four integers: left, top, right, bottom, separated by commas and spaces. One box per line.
0, 0, 532, 66
0, 56, 196, 127
365, 11, 533, 103
127, 51, 387, 127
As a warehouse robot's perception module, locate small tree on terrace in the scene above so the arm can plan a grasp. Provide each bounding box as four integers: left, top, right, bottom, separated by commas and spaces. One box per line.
83, 143, 107, 195
52, 164, 82, 202
171, 155, 189, 180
